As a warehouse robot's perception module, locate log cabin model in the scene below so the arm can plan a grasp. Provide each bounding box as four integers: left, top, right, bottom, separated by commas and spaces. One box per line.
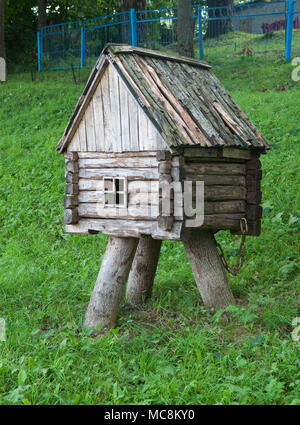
57, 44, 269, 331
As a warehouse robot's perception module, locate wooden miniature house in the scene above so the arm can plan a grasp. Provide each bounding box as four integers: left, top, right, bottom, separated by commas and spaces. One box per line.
57, 44, 269, 330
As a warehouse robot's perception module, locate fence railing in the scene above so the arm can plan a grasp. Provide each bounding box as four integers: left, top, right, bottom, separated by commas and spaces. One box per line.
37, 0, 300, 71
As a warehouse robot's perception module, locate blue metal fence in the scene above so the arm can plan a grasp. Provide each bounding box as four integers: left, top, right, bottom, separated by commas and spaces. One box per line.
37, 0, 300, 71
292, 0, 300, 57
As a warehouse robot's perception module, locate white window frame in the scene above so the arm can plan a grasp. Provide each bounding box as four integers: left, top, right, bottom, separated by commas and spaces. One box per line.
103, 177, 127, 208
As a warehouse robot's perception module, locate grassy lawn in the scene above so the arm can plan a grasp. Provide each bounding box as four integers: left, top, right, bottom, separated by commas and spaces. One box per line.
200, 30, 286, 66
0, 61, 299, 405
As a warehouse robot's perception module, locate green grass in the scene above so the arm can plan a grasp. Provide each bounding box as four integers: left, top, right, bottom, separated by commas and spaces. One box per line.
159, 29, 300, 66
201, 30, 286, 65
0, 62, 299, 405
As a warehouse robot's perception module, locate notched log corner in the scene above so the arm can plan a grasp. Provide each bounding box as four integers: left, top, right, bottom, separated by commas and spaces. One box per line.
232, 155, 263, 236
66, 183, 79, 195
64, 195, 78, 210
64, 208, 79, 224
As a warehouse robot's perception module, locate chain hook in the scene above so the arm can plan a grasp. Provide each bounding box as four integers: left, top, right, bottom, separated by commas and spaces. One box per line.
216, 218, 248, 276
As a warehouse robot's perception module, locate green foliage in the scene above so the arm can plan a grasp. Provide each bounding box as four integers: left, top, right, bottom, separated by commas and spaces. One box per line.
45, 0, 120, 22
0, 63, 299, 405
4, 0, 120, 72
5, 0, 37, 71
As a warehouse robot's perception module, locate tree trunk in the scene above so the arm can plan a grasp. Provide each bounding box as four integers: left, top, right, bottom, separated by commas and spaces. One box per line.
177, 0, 194, 58
183, 231, 235, 312
120, 0, 148, 46
38, 0, 47, 32
0, 0, 5, 60
84, 237, 138, 330
120, 0, 146, 12
126, 237, 162, 306
206, 0, 234, 39
64, 0, 69, 22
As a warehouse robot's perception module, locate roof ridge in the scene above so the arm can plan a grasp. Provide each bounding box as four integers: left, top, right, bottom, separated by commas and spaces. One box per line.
103, 43, 211, 69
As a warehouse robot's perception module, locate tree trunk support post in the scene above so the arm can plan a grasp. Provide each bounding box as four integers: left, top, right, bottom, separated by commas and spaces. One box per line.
126, 236, 162, 306
183, 230, 235, 312
84, 230, 235, 331
84, 236, 138, 331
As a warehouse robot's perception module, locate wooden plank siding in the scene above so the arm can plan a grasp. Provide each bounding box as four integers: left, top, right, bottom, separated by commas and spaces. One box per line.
68, 63, 167, 153
76, 152, 160, 222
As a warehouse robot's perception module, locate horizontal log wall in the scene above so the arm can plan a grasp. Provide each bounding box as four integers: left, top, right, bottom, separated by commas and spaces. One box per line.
64, 150, 263, 237
183, 153, 263, 235
183, 148, 263, 235
183, 155, 247, 231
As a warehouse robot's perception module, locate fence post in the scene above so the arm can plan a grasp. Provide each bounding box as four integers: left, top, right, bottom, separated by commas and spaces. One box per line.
37, 32, 42, 72
81, 23, 86, 68
285, 0, 295, 62
198, 7, 203, 60
130, 8, 137, 46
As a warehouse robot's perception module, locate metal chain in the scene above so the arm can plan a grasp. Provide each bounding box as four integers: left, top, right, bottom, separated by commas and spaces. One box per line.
216, 218, 248, 276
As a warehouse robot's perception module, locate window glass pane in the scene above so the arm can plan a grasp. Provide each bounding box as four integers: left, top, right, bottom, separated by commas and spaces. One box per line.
103, 177, 126, 207
117, 194, 125, 206
104, 179, 113, 191
105, 193, 115, 205
117, 179, 125, 192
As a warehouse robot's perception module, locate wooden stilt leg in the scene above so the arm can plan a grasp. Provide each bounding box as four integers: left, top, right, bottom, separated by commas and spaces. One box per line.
126, 236, 162, 306
84, 236, 138, 330
183, 231, 235, 312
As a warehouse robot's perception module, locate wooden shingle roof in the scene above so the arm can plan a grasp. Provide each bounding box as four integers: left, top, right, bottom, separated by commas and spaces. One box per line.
57, 44, 269, 153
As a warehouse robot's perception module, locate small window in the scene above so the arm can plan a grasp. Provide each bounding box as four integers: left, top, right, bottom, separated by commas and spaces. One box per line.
103, 177, 127, 208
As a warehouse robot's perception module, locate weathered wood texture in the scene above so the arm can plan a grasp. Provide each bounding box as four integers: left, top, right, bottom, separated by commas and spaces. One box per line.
158, 156, 174, 231
78, 191, 245, 214
79, 157, 158, 168
84, 236, 138, 330
64, 195, 78, 209
77, 154, 160, 221
68, 63, 166, 153
78, 203, 157, 220
64, 153, 79, 224
79, 168, 159, 180
78, 180, 246, 201
64, 209, 78, 225
75, 153, 160, 223
184, 162, 246, 176
184, 147, 253, 160
65, 152, 263, 236
183, 157, 247, 229
58, 45, 269, 155
232, 158, 263, 236
66, 218, 183, 240
182, 157, 248, 229
78, 179, 158, 193
126, 237, 162, 305
109, 44, 211, 68
184, 231, 235, 311
66, 183, 79, 195
114, 51, 268, 150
